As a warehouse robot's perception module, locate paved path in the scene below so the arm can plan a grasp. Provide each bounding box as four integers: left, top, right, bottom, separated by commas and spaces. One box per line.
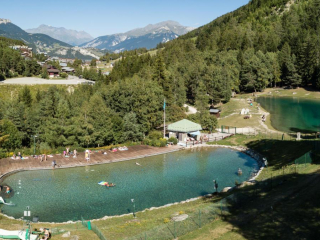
0, 145, 182, 181
0, 77, 95, 85
184, 104, 197, 114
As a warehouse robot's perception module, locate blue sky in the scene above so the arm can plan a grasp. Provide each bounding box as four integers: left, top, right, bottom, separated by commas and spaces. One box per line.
0, 0, 249, 37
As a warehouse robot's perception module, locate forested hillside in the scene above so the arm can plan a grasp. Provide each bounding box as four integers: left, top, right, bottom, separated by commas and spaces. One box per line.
107, 0, 320, 106
0, 37, 41, 80
2, 0, 320, 153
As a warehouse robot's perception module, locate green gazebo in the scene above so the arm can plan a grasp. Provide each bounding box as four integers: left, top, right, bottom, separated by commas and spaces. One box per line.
167, 119, 202, 141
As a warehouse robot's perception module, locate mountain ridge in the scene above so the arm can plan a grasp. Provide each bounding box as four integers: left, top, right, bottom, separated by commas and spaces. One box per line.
81, 20, 195, 52
0, 20, 103, 60
26, 24, 94, 46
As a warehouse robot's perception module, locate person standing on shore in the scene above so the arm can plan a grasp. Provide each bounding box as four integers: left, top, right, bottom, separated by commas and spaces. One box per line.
52, 160, 56, 169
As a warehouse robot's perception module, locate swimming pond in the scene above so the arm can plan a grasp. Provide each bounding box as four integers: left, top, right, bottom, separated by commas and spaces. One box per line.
257, 96, 320, 133
0, 147, 258, 222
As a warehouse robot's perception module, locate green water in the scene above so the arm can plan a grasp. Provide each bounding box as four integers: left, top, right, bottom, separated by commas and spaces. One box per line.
0, 148, 258, 222
257, 96, 320, 133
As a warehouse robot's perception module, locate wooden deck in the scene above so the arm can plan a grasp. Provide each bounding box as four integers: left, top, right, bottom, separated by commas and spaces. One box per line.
0, 145, 182, 181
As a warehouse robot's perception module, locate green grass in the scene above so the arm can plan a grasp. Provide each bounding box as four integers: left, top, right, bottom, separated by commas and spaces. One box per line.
258, 87, 320, 99
219, 114, 261, 129
0, 85, 67, 101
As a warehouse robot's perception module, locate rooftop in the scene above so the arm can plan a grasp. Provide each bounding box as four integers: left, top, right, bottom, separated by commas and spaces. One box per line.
167, 119, 202, 133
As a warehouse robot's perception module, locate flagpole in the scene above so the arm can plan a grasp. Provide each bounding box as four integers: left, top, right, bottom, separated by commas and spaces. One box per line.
163, 99, 166, 138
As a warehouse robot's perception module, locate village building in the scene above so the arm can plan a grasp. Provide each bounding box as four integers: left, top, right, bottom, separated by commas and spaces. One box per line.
209, 105, 221, 118
10, 45, 33, 58
167, 119, 202, 142
46, 65, 60, 78
61, 67, 75, 73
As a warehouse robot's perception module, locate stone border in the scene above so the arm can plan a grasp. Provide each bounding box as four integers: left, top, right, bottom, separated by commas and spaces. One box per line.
0, 144, 265, 224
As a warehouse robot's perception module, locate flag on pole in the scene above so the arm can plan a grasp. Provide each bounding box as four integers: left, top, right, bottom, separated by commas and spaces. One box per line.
163, 99, 166, 110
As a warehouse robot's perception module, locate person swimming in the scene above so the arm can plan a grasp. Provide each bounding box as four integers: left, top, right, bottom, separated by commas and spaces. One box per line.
6, 186, 10, 194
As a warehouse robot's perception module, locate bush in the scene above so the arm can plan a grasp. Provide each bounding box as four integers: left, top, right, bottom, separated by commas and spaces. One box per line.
40, 142, 51, 154
14, 148, 33, 156
60, 72, 68, 78
163, 218, 170, 223
148, 130, 162, 140
168, 137, 178, 145
0, 148, 8, 158
143, 138, 167, 147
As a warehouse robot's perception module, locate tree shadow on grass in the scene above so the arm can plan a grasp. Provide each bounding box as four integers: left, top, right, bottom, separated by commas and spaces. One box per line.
245, 140, 317, 169
220, 171, 320, 240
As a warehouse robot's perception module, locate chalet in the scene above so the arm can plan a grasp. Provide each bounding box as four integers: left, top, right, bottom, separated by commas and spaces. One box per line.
209, 105, 221, 118
61, 67, 75, 73
46, 65, 60, 78
60, 62, 68, 67
10, 45, 33, 58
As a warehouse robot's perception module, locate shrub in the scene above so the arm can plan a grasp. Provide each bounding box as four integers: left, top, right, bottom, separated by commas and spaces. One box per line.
168, 137, 178, 145
159, 138, 167, 147
179, 211, 185, 215
148, 130, 162, 140
143, 138, 167, 147
40, 142, 51, 154
0, 148, 7, 158
60, 72, 68, 78
163, 218, 170, 223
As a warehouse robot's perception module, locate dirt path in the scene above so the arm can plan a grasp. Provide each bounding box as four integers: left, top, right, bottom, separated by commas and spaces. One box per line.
184, 104, 197, 114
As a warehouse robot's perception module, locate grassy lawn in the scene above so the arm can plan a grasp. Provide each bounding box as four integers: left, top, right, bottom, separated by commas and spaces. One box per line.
219, 114, 261, 129
258, 87, 320, 99
0, 85, 67, 101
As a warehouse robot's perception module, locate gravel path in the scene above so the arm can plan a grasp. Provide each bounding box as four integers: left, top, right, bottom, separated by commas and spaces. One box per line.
0, 77, 95, 85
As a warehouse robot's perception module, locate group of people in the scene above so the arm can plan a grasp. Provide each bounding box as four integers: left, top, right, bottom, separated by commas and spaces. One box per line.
33, 228, 50, 240
11, 152, 22, 160
0, 185, 11, 194
63, 148, 77, 158
32, 154, 47, 162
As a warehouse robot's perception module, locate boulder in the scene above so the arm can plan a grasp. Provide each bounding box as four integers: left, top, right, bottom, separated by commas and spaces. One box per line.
62, 231, 70, 238
221, 187, 232, 192
172, 214, 188, 222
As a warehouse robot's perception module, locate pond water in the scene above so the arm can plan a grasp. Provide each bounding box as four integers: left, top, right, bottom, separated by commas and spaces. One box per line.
0, 147, 258, 222
257, 96, 320, 133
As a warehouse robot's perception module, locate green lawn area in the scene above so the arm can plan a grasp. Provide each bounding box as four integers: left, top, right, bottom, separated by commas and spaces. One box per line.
219, 114, 261, 129
258, 87, 320, 99
0, 84, 66, 101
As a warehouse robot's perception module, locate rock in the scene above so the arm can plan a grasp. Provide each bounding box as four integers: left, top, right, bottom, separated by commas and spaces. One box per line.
62, 231, 70, 237
70, 236, 79, 240
221, 187, 232, 192
172, 214, 188, 222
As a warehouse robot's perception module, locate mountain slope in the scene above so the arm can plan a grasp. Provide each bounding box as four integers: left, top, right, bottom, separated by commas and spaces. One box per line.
26, 24, 94, 46
0, 19, 102, 59
108, 0, 320, 108
81, 20, 194, 52
0, 20, 71, 48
